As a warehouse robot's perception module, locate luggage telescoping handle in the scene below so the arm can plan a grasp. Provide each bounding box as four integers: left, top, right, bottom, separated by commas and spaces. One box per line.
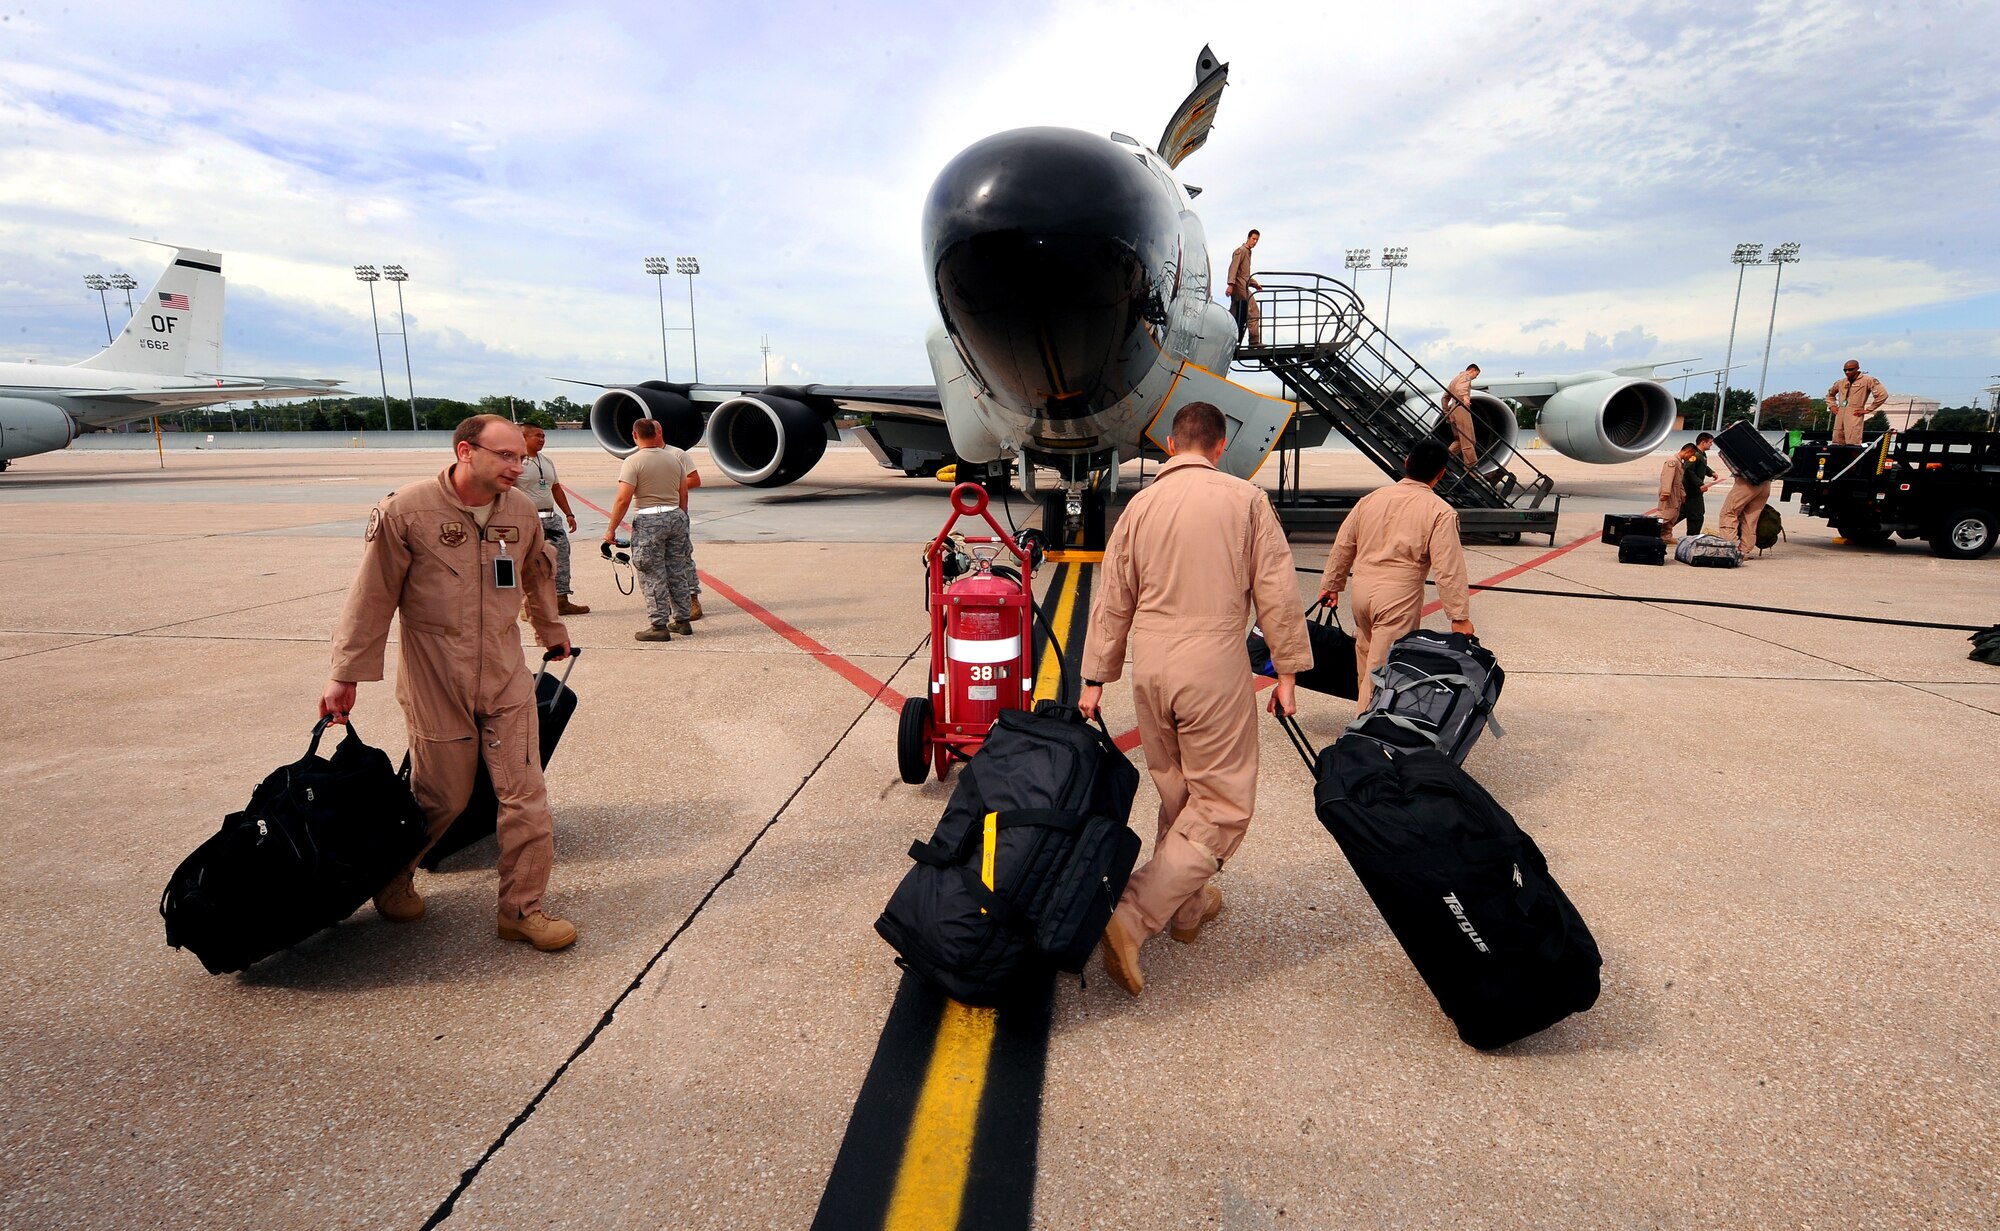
535, 646, 581, 690
1273, 710, 1318, 775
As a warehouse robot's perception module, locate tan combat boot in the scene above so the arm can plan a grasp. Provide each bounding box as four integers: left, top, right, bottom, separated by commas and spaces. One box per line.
499, 909, 578, 952
689, 597, 704, 621
1169, 884, 1224, 944
1100, 914, 1144, 996
558, 596, 591, 616
374, 872, 425, 923
668, 618, 694, 635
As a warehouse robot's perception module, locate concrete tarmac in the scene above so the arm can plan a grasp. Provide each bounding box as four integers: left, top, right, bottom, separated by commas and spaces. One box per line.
0, 444, 1994, 1229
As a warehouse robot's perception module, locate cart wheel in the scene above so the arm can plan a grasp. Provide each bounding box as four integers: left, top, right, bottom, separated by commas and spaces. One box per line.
897, 696, 934, 784
1929, 507, 1997, 560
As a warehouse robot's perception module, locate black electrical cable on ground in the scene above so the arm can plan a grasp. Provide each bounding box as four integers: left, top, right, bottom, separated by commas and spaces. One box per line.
1289, 565, 1995, 634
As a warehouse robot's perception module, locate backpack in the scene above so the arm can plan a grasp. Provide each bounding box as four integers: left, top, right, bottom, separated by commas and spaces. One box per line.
1345, 630, 1505, 765
1756, 505, 1784, 551
875, 703, 1141, 1004
1675, 534, 1743, 568
162, 719, 430, 974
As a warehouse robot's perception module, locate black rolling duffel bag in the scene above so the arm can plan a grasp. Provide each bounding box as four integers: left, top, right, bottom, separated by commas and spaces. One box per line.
1713, 420, 1792, 484
876, 702, 1141, 1004
1279, 717, 1601, 1049
1345, 630, 1504, 765
1617, 533, 1668, 565
161, 718, 430, 974
1247, 599, 1360, 698
421, 648, 582, 870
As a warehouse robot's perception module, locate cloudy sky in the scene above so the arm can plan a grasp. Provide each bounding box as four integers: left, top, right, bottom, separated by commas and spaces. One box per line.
3, 0, 1996, 408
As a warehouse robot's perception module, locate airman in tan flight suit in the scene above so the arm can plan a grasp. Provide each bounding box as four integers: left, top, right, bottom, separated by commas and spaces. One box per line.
1228, 229, 1263, 347
1826, 360, 1888, 446
1443, 364, 1481, 469
1319, 440, 1475, 713
1658, 443, 1696, 546
1717, 465, 1773, 561
1079, 401, 1309, 997
320, 414, 579, 952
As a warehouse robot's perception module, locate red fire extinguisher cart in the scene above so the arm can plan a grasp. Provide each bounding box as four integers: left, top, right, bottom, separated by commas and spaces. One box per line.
898, 482, 1037, 784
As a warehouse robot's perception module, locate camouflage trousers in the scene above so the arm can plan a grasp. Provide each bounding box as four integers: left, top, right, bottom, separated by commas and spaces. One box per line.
539, 513, 573, 596
631, 508, 696, 626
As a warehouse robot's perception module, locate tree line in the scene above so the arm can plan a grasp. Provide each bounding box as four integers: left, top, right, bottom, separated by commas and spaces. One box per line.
152, 394, 591, 433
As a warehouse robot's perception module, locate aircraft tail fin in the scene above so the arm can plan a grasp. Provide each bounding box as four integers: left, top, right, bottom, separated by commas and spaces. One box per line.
74, 245, 225, 375
1156, 45, 1228, 169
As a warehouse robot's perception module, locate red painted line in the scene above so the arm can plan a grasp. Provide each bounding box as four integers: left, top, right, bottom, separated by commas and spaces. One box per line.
569, 490, 906, 712
1419, 523, 1616, 617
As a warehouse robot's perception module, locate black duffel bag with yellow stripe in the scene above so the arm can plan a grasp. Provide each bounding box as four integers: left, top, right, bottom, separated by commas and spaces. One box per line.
876, 702, 1140, 1004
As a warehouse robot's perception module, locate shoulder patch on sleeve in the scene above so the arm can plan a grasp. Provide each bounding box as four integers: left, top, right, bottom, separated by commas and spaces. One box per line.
365, 508, 383, 542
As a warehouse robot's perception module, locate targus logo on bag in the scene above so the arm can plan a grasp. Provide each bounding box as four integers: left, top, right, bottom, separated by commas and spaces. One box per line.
1443, 893, 1490, 953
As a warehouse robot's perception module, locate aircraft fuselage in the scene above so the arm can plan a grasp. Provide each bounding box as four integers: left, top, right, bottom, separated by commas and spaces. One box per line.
920, 126, 1238, 478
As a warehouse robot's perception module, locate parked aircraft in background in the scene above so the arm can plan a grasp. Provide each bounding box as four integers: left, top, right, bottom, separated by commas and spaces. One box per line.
0, 244, 340, 469
573, 46, 1677, 537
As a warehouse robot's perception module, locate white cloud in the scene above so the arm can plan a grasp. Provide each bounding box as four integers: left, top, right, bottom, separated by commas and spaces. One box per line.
0, 0, 1994, 406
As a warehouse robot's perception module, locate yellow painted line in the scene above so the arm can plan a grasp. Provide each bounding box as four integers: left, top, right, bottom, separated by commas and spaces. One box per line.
1042, 549, 1104, 564
1033, 565, 1083, 703
882, 1000, 998, 1231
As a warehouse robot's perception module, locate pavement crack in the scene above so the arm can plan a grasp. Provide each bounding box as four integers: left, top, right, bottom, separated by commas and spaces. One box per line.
419, 631, 929, 1230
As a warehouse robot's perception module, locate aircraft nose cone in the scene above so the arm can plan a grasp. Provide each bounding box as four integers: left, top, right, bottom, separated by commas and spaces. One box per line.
923, 127, 1180, 420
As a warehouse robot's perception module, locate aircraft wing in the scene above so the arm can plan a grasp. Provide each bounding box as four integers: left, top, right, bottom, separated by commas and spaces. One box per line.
1, 376, 343, 424
1472, 376, 1562, 405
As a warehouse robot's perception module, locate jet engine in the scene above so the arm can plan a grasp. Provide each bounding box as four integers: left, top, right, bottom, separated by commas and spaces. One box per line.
587, 381, 703, 457
0, 399, 80, 463
706, 391, 828, 487
1533, 377, 1677, 464
1406, 392, 1520, 468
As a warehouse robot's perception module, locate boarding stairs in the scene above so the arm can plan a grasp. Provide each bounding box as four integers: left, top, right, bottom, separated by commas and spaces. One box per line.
1234, 272, 1560, 543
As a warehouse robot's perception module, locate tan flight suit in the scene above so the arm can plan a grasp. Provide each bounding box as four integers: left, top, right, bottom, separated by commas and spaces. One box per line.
1082, 454, 1308, 942
1657, 456, 1686, 545
1319, 479, 1472, 713
332, 468, 568, 919
1826, 373, 1887, 446
1443, 370, 1479, 467
1227, 244, 1262, 346
1717, 475, 1772, 559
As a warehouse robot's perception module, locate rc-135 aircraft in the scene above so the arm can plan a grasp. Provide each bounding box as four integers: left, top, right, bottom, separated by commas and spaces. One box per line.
577, 47, 1676, 545
0, 244, 339, 469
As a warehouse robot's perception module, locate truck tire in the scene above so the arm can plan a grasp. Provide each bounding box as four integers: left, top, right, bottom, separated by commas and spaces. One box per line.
1929, 507, 1997, 560
897, 696, 934, 784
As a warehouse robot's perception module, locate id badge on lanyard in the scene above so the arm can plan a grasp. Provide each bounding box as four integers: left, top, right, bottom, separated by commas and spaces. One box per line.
493, 538, 517, 589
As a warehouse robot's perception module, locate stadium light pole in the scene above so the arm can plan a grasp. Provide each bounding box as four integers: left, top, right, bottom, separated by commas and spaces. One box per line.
1379, 247, 1407, 338
676, 257, 701, 381
354, 265, 394, 431
1343, 248, 1373, 295
383, 265, 417, 431
83, 275, 113, 343
1753, 243, 1801, 426
109, 273, 138, 322
1714, 243, 1764, 430
644, 256, 672, 381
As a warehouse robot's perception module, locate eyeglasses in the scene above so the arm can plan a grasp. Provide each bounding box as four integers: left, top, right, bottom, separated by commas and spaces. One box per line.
470, 442, 524, 466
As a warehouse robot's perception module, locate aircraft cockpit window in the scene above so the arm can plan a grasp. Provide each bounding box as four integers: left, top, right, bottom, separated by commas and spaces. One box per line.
1110, 132, 1139, 146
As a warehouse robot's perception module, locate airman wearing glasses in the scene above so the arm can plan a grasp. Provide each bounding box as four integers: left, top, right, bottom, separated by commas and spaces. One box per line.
320, 413, 580, 952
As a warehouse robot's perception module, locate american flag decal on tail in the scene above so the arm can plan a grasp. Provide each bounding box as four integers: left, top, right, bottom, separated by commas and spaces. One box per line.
159, 292, 190, 311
